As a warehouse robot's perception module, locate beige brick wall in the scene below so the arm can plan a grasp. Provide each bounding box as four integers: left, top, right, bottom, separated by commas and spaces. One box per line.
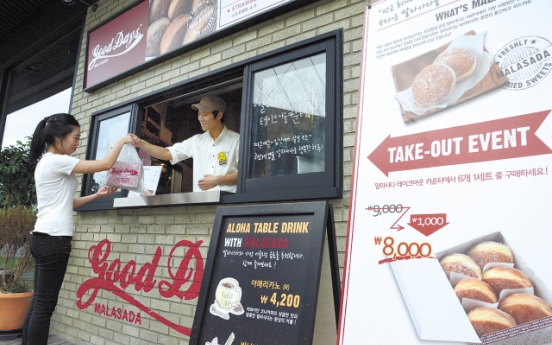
54, 0, 366, 343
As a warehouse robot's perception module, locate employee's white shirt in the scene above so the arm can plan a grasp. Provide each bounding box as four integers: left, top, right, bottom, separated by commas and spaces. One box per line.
168, 126, 239, 193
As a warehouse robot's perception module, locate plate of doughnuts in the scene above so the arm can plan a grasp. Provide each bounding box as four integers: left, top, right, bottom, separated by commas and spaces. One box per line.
393, 31, 508, 122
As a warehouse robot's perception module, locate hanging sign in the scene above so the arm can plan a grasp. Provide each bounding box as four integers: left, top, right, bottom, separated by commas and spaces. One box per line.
84, 0, 318, 91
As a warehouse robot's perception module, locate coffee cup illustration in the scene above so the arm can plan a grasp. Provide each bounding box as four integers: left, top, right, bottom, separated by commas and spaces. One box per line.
210, 278, 244, 319
215, 278, 242, 309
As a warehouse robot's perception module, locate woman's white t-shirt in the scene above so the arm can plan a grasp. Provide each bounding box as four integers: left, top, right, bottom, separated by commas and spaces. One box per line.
33, 152, 79, 236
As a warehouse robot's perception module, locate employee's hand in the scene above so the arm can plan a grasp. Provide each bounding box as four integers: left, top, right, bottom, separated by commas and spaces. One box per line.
198, 174, 218, 191
128, 133, 142, 147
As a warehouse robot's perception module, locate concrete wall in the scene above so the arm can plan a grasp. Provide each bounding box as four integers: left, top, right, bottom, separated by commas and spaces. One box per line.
53, 0, 365, 343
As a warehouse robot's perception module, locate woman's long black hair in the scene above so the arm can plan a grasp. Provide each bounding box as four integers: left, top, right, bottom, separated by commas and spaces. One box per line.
30, 113, 80, 164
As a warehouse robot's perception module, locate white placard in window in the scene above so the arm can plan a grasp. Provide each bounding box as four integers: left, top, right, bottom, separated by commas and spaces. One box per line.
127, 166, 163, 198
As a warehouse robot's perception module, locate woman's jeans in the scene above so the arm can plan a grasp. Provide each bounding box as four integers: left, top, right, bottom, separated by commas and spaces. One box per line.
22, 233, 72, 345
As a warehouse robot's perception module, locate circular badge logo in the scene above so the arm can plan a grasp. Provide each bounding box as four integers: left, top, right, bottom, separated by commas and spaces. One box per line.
492, 36, 552, 90
218, 152, 227, 165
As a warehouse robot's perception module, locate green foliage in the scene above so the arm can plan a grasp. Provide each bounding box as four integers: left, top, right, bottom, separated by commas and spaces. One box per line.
0, 204, 36, 293
0, 138, 36, 208
0, 138, 37, 293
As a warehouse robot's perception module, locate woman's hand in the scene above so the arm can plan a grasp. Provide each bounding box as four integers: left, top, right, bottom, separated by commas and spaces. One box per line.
73, 186, 118, 208
95, 186, 119, 198
117, 134, 133, 145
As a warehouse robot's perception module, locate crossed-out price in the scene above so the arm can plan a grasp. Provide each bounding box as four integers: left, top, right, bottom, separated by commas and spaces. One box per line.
366, 204, 403, 217
374, 236, 432, 260
260, 292, 301, 308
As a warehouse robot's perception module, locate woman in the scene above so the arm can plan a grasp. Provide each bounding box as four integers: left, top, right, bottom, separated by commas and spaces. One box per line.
22, 113, 132, 345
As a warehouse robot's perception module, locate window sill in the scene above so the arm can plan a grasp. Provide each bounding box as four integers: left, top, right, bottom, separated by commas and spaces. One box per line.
112, 190, 222, 209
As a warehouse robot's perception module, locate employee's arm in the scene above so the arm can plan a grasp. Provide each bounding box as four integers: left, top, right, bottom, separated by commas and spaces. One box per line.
198, 171, 238, 191
129, 133, 172, 161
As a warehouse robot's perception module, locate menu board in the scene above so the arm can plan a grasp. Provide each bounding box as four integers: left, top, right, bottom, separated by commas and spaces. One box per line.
190, 201, 339, 345
340, 1, 552, 345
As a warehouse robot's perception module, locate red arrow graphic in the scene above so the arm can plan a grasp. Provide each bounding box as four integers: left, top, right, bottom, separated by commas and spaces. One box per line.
368, 111, 552, 176
390, 206, 410, 231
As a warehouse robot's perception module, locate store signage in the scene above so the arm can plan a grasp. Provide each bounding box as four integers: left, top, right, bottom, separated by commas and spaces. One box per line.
76, 238, 204, 336
190, 201, 339, 345
340, 1, 552, 345
85, 1, 149, 90
84, 0, 316, 91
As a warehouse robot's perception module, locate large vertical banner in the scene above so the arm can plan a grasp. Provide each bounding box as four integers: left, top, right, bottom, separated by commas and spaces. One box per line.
340, 1, 552, 345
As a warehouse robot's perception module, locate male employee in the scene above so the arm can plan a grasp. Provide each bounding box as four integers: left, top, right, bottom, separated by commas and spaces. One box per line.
129, 95, 239, 192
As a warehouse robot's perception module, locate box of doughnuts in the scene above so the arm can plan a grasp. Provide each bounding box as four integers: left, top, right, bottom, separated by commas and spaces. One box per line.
390, 232, 552, 344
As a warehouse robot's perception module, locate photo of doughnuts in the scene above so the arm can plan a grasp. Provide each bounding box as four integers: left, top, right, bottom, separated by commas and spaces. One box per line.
438, 237, 552, 340
146, 0, 218, 59
393, 31, 508, 122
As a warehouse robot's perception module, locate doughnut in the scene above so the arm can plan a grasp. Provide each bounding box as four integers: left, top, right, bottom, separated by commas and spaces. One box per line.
182, 0, 216, 45
467, 307, 516, 337
499, 293, 552, 325
440, 253, 482, 279
433, 48, 477, 81
150, 0, 171, 24
454, 278, 497, 303
411, 64, 456, 107
160, 13, 190, 54
168, 0, 191, 21
482, 267, 533, 295
467, 241, 514, 270
147, 18, 171, 57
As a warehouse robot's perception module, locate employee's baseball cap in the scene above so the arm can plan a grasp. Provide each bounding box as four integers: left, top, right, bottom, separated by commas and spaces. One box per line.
191, 95, 226, 113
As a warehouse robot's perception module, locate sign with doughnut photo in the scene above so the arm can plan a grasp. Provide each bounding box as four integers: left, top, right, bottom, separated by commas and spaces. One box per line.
84, 0, 317, 91
340, 1, 552, 345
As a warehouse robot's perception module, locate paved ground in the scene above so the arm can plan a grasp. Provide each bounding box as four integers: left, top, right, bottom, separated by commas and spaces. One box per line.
0, 334, 78, 345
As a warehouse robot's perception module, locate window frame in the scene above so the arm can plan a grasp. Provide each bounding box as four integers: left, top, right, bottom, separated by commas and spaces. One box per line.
227, 35, 343, 203
78, 30, 343, 210
77, 103, 139, 211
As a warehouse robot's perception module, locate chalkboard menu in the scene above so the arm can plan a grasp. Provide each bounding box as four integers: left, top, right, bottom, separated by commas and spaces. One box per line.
190, 201, 339, 345
250, 53, 327, 178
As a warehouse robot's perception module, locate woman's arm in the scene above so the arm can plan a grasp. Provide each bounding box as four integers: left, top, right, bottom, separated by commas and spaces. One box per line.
72, 135, 132, 174
73, 186, 118, 208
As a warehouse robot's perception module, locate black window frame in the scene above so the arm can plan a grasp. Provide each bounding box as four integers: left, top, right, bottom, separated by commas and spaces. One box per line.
226, 35, 343, 203
78, 30, 343, 210
77, 103, 139, 211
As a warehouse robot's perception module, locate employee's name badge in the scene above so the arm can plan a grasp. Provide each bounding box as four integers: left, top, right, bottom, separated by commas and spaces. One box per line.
218, 152, 228, 165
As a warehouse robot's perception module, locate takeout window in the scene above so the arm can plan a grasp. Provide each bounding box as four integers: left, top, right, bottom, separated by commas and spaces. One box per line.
77, 30, 343, 210
139, 87, 242, 195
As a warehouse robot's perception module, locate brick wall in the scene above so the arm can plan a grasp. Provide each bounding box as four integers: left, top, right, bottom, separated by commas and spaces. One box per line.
53, 0, 366, 343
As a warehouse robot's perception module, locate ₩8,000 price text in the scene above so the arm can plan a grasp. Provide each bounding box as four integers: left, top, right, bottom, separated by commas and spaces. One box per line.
374, 236, 432, 263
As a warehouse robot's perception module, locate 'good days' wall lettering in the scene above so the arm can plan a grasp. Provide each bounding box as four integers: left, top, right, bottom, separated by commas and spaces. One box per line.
76, 238, 204, 336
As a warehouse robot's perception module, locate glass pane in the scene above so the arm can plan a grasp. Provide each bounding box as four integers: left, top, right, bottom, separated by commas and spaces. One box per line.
2, 89, 72, 148
89, 112, 131, 193
250, 53, 326, 178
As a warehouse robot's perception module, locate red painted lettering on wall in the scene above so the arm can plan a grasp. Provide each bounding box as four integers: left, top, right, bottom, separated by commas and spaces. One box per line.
76, 238, 204, 336
94, 303, 142, 324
